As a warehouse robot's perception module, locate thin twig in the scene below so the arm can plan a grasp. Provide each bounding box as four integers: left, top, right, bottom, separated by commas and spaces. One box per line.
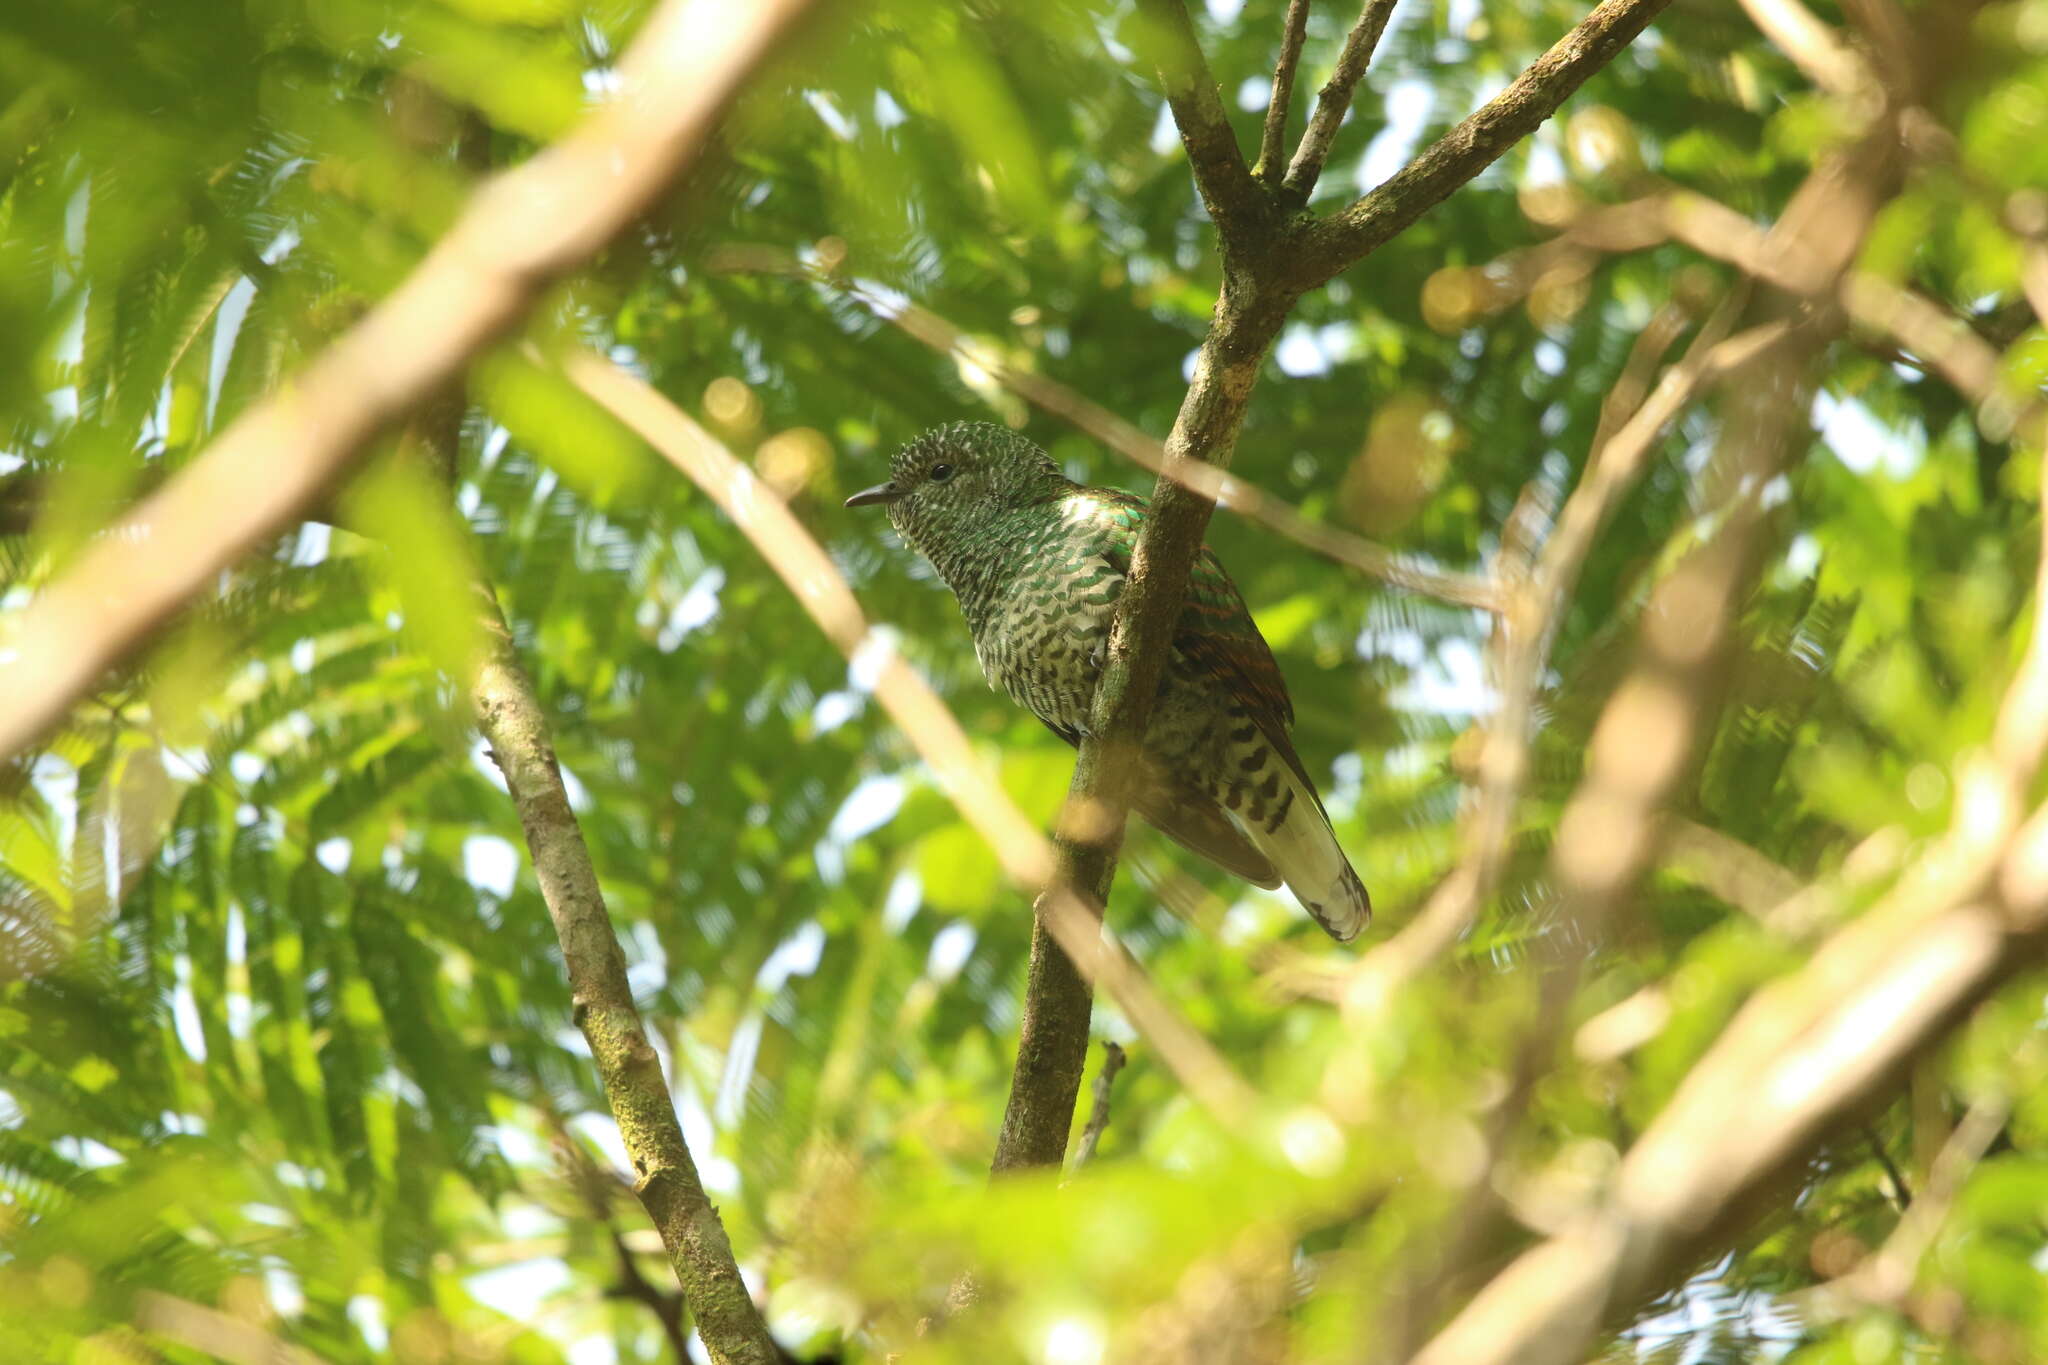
1070, 1042, 1130, 1170
1257, 0, 1314, 184
1864, 1123, 1914, 1211
1282, 0, 1401, 197
0, 0, 817, 763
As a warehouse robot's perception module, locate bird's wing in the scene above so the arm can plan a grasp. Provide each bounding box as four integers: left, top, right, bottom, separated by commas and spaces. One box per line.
1091, 491, 1317, 796
1036, 717, 1281, 889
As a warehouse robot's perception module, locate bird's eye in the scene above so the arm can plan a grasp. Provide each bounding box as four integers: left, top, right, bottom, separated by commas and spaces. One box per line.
929, 463, 955, 483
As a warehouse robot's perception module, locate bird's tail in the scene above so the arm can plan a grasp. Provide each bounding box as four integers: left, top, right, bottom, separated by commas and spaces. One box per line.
1245, 765, 1371, 942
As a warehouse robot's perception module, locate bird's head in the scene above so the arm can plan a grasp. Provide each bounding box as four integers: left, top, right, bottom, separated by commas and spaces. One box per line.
844, 422, 1071, 557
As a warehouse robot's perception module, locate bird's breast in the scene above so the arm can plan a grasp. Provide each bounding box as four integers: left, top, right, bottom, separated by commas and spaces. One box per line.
969, 553, 1122, 736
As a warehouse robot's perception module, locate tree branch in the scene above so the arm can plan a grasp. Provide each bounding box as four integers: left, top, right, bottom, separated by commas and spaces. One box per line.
472, 595, 777, 1365
1411, 160, 2048, 1357
1256, 0, 1313, 185
994, 0, 1672, 1175
1281, 0, 1401, 198
1296, 0, 1676, 286
1070, 1042, 1129, 1170
1134, 0, 1267, 245
1736, 0, 1876, 98
0, 0, 818, 763
1338, 310, 1788, 1004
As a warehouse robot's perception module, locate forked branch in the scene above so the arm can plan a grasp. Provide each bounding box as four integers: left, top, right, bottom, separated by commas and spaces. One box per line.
995, 0, 1678, 1174
1298, 0, 1677, 284
1134, 0, 1266, 242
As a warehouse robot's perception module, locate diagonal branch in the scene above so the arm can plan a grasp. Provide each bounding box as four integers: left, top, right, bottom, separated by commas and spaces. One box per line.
401, 348, 773, 1363
1256, 0, 1314, 184
0, 0, 818, 763
1134, 0, 1267, 244
1296, 0, 1676, 286
1736, 0, 1876, 98
474, 590, 777, 1365
1281, 0, 1401, 197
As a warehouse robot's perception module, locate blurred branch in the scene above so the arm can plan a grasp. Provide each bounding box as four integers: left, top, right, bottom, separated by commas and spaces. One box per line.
136, 1292, 328, 1365
558, 349, 1259, 1132
1281, 0, 1401, 197
1296, 0, 1677, 287
1409, 348, 2048, 1365
1575, 827, 1908, 1064
1070, 1041, 1129, 1170
2023, 240, 2048, 334
0, 0, 817, 763
1256, 0, 1313, 184
1660, 814, 1806, 915
1338, 309, 1794, 1005
1519, 191, 2029, 431
707, 244, 1498, 611
1735, 0, 1876, 99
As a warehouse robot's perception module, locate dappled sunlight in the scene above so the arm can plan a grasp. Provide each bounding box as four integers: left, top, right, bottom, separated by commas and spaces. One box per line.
5, 0, 2048, 1361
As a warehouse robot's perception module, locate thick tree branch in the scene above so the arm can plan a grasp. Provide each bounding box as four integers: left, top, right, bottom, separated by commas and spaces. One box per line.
1256, 0, 1313, 185
1296, 0, 1676, 286
0, 0, 817, 763
1281, 0, 1401, 197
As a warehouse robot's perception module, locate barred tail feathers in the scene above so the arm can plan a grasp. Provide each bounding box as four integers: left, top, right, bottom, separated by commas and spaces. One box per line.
1244, 765, 1370, 942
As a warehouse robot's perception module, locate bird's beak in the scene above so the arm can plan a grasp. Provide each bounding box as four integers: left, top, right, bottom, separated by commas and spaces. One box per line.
844, 481, 905, 508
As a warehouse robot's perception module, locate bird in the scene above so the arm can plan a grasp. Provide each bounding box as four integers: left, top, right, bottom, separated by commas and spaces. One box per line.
845, 421, 1369, 942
